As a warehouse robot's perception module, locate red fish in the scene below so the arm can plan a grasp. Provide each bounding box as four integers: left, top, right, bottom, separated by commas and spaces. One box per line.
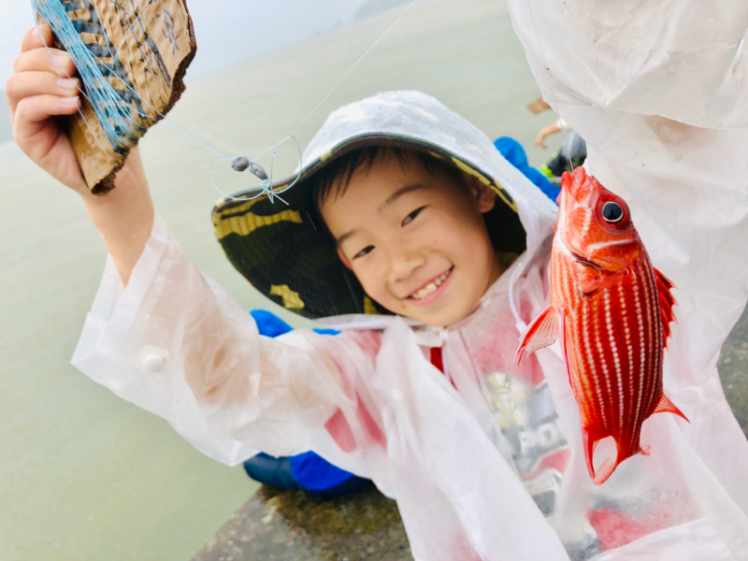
516, 167, 687, 485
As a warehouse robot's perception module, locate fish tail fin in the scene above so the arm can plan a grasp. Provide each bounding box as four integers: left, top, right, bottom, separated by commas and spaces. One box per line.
582, 426, 597, 481
594, 438, 657, 484
582, 426, 615, 484
583, 428, 627, 485
514, 305, 558, 364
593, 450, 621, 486
653, 393, 689, 423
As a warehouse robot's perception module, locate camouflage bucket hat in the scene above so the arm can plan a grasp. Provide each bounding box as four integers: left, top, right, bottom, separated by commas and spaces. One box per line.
212, 91, 529, 320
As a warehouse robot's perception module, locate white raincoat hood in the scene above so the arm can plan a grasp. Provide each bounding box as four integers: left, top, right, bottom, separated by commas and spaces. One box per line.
304, 89, 558, 329
212, 89, 555, 323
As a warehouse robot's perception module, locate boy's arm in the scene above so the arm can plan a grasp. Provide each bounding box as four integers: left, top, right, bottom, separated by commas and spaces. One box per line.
71, 213, 375, 465
10, 26, 378, 466
6, 25, 153, 285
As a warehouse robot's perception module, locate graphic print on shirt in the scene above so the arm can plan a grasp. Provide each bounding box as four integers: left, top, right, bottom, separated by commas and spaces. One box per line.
482, 372, 569, 517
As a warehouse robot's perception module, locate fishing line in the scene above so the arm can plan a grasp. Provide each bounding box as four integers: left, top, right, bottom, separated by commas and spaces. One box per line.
221, 0, 421, 175
32, 0, 144, 152
31, 0, 129, 156
33, 0, 271, 194
34, 0, 283, 198
32, 0, 420, 203
210, 135, 301, 204
506, 0, 561, 330
290, 0, 420, 139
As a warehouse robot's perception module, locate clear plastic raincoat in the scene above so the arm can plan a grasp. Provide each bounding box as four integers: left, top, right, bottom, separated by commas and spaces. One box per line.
73, 44, 748, 561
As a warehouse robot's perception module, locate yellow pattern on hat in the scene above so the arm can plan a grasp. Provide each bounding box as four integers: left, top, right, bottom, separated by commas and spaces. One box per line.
451, 158, 518, 214
214, 207, 303, 240
270, 285, 305, 310
363, 296, 378, 315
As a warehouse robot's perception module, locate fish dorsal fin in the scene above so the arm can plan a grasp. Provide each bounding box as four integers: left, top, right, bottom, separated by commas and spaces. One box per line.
652, 393, 689, 422
654, 268, 677, 349
515, 305, 559, 364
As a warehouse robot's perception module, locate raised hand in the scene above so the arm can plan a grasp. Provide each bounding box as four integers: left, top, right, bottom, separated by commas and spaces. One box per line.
5, 24, 155, 284
4, 24, 90, 195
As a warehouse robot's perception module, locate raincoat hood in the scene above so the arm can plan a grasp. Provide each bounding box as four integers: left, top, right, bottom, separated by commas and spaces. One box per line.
212, 90, 558, 323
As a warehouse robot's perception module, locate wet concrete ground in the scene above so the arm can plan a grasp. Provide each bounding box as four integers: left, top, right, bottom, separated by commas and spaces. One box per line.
191, 304, 748, 561
191, 486, 411, 561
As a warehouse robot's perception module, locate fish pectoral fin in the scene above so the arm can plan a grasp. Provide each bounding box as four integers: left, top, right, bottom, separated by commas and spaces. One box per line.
579, 270, 623, 296
514, 305, 559, 364
652, 393, 689, 422
654, 268, 677, 349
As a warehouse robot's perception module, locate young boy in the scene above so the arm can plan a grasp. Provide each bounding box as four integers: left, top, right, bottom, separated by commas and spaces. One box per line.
8, 25, 748, 561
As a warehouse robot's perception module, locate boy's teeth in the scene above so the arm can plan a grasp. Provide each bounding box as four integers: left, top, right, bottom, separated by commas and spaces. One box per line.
416, 283, 437, 299
411, 270, 450, 300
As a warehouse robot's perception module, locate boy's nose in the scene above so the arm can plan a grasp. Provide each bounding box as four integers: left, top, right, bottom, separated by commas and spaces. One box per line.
388, 247, 426, 283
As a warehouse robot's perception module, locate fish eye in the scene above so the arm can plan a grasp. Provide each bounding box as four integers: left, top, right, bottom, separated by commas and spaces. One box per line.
601, 201, 624, 223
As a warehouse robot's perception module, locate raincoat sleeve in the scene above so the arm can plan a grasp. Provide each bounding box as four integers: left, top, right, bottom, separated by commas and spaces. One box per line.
71, 214, 377, 466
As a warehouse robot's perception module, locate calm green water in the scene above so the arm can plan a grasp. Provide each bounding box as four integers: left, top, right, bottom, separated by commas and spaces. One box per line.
0, 1, 562, 559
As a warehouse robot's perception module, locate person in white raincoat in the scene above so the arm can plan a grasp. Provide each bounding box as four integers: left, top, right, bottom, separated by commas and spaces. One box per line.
69, 87, 748, 561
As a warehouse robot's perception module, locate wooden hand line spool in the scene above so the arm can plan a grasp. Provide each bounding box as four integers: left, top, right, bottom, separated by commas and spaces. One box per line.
33, 0, 197, 193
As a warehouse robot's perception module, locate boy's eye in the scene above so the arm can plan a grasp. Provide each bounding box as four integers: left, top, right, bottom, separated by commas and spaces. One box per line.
402, 206, 425, 226
353, 245, 374, 259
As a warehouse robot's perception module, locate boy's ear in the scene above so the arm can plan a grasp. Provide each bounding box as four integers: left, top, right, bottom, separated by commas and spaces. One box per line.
466, 174, 497, 214
337, 247, 353, 270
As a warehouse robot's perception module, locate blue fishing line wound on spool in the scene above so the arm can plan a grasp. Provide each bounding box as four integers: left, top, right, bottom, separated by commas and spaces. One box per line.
33, 0, 218, 159
32, 0, 145, 153
33, 0, 418, 202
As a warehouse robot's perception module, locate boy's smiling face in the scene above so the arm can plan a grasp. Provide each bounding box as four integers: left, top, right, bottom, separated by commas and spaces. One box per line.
320, 150, 505, 327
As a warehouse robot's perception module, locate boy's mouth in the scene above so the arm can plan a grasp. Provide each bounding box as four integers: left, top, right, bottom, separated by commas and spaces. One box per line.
407, 267, 453, 302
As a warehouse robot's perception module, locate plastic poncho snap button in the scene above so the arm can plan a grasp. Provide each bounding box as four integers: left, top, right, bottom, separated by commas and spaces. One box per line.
141, 347, 169, 372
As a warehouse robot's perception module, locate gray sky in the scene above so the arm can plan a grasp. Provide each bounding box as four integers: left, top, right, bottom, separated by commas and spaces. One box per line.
0, 0, 30, 86
0, 0, 410, 86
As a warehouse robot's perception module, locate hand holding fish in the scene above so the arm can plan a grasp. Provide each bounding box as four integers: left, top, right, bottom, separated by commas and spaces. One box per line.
516, 167, 688, 485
